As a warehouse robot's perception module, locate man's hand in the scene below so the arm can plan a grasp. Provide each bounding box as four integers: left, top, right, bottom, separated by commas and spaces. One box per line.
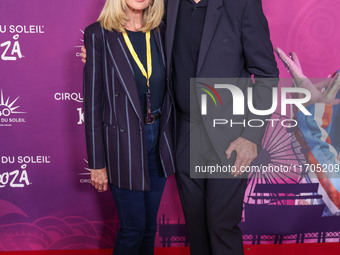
275, 47, 340, 106
81, 46, 87, 64
225, 137, 257, 177
91, 168, 108, 192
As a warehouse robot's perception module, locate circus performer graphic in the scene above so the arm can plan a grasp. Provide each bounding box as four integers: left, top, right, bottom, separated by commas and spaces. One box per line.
275, 47, 340, 216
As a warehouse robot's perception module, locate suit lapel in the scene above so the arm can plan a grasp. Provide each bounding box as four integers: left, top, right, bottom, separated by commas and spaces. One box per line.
197, 0, 223, 75
166, 0, 180, 76
153, 28, 166, 67
105, 29, 143, 121
153, 27, 171, 130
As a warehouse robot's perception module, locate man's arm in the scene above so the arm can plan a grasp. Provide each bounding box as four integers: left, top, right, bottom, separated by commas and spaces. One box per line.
240, 0, 279, 145
226, 0, 279, 176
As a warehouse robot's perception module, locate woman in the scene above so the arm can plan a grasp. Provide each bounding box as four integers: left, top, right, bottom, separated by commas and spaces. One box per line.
83, 0, 175, 254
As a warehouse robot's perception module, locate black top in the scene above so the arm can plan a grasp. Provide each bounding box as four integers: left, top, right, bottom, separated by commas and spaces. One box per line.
125, 30, 166, 115
172, 0, 208, 120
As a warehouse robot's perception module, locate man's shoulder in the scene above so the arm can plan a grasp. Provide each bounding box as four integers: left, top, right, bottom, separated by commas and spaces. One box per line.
224, 0, 249, 8
222, 0, 263, 19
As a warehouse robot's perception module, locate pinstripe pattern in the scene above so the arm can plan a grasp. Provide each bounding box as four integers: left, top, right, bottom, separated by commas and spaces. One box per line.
158, 31, 166, 67
126, 96, 132, 190
158, 27, 172, 177
159, 153, 166, 178
140, 123, 145, 190
102, 92, 105, 119
84, 23, 175, 191
117, 37, 135, 76
165, 104, 172, 125
83, 69, 86, 110
112, 67, 117, 120
105, 126, 112, 183
106, 40, 141, 121
164, 133, 175, 174
91, 33, 96, 169
102, 27, 113, 124
116, 126, 121, 188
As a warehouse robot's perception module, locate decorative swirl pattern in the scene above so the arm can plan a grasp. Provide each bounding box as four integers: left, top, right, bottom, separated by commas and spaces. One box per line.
0, 214, 118, 251
286, 0, 340, 77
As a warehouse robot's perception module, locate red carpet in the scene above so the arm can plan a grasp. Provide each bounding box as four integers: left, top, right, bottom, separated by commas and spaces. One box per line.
1, 243, 340, 255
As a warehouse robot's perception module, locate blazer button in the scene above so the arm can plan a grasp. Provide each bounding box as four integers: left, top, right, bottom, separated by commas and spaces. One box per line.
120, 128, 125, 132
115, 92, 119, 97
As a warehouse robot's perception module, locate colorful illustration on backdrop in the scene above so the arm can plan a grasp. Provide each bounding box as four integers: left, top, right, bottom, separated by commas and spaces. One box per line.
1, 0, 340, 250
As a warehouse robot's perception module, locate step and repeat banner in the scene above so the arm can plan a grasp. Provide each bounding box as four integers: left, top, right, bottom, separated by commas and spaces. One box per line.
1, 0, 340, 251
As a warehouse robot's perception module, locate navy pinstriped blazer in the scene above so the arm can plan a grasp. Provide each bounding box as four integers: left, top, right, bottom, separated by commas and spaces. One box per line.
83, 22, 176, 191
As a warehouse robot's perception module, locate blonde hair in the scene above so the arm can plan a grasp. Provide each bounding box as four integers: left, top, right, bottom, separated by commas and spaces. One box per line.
97, 0, 164, 33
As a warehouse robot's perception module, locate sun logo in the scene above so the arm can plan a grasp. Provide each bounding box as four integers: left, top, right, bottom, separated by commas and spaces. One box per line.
78, 158, 91, 176
78, 159, 92, 184
0, 90, 25, 117
74, 29, 84, 58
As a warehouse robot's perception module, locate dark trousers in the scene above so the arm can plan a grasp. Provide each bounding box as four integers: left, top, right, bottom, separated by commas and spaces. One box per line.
175, 119, 247, 255
110, 118, 166, 255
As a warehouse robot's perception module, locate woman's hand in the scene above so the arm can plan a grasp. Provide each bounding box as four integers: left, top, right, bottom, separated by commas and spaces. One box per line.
275, 47, 340, 106
81, 46, 87, 64
91, 168, 108, 192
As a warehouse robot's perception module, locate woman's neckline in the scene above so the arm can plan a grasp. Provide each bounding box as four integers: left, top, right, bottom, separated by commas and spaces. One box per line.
125, 28, 144, 33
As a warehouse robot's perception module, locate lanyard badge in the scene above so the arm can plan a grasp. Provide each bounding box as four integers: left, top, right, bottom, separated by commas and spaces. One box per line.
122, 31, 154, 124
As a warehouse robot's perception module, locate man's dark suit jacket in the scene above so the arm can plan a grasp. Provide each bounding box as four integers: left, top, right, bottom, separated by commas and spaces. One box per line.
166, 0, 279, 165
83, 22, 175, 191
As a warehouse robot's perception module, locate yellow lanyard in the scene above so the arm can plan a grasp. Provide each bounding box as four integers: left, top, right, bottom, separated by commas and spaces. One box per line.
122, 31, 152, 87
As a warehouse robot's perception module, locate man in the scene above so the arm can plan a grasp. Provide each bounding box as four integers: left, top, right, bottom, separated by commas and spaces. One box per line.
82, 0, 278, 254
166, 0, 278, 254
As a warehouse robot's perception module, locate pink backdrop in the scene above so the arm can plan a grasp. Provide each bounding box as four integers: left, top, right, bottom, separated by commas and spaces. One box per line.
0, 0, 339, 251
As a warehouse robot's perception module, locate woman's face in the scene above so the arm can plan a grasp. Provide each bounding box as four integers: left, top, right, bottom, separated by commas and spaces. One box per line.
125, 0, 152, 12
